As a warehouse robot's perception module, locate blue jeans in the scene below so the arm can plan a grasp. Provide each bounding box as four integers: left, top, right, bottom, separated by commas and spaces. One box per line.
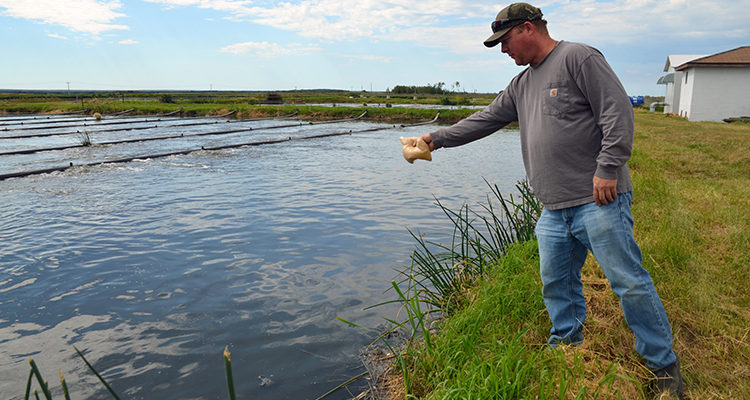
535, 192, 677, 369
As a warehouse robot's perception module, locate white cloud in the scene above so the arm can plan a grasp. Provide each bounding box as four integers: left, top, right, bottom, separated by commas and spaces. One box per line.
48, 33, 67, 39
0, 0, 128, 35
118, 39, 138, 45
219, 41, 320, 58
548, 0, 750, 45
145, 0, 750, 53
146, 0, 256, 17
443, 58, 517, 73
341, 54, 394, 63
145, 0, 493, 41
386, 25, 489, 55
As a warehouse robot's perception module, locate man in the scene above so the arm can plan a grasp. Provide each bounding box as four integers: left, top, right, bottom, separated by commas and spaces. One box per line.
416, 3, 684, 398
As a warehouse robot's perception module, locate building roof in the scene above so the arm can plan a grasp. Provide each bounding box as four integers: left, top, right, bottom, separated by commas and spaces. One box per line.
664, 54, 708, 72
657, 72, 674, 85
675, 46, 750, 70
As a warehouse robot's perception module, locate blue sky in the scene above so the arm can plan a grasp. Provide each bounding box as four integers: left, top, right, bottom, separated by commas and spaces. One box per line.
1, 0, 748, 96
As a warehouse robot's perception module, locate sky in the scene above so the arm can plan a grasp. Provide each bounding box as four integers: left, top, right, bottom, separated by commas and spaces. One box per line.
1, 0, 748, 96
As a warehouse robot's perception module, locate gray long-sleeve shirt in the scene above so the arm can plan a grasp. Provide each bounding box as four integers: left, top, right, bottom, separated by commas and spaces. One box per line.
431, 41, 634, 210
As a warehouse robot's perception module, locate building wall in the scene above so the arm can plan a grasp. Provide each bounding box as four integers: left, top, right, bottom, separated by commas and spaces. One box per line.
664, 70, 685, 114
678, 67, 750, 121
671, 71, 686, 114
664, 82, 675, 113
678, 69, 695, 118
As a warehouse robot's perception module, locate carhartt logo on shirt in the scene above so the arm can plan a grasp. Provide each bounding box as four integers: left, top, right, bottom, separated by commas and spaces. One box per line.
550, 88, 558, 97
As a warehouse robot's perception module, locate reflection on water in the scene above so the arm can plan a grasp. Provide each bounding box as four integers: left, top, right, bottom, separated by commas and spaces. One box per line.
0, 118, 523, 399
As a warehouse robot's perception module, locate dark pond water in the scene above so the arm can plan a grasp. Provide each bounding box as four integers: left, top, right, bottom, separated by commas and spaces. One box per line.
0, 115, 524, 399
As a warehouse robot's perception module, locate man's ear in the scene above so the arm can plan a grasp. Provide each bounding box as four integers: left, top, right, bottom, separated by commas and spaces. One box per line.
521, 21, 534, 35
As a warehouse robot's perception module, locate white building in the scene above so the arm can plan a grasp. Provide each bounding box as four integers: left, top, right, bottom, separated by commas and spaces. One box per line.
660, 47, 750, 122
658, 54, 707, 115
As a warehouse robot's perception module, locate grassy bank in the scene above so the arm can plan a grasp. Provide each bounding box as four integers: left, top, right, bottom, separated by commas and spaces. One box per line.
378, 111, 749, 399
0, 91, 493, 125
0, 100, 479, 125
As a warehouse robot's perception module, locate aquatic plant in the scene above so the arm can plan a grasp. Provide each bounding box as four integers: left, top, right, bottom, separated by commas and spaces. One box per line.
400, 179, 541, 313
22, 347, 240, 400
223, 347, 236, 400
77, 131, 92, 146
338, 180, 542, 397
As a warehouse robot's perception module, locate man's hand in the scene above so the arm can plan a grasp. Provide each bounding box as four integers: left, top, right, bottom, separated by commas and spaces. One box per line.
593, 176, 618, 206
418, 133, 435, 151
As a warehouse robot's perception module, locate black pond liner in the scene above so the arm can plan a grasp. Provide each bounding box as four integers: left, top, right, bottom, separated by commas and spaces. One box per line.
0, 111, 438, 181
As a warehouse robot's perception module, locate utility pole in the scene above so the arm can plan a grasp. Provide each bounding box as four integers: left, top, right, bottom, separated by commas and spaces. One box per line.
66, 81, 70, 95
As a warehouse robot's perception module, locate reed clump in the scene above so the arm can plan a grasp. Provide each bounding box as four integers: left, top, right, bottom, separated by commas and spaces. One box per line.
401, 179, 541, 314
77, 131, 92, 146
21, 346, 242, 400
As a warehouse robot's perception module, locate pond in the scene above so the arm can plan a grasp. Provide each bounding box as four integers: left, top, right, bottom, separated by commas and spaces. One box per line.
0, 115, 524, 399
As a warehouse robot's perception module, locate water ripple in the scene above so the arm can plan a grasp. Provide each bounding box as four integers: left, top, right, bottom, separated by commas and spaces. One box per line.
0, 120, 523, 399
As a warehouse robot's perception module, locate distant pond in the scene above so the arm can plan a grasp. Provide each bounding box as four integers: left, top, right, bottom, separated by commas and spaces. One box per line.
0, 115, 524, 399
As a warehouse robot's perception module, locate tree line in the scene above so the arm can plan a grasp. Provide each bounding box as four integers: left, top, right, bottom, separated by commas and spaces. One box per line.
391, 82, 462, 95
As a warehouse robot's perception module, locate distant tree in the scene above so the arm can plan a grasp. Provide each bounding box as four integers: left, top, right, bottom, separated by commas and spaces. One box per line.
159, 94, 175, 103
265, 93, 283, 104
440, 96, 456, 105
391, 84, 448, 95
392, 85, 413, 94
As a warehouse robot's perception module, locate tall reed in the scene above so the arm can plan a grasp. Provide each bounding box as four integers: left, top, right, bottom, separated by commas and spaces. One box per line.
77, 131, 92, 147
348, 180, 541, 397
22, 346, 239, 400
400, 179, 541, 314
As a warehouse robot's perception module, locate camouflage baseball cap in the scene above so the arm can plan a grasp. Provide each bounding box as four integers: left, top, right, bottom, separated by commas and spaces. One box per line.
483, 2, 543, 48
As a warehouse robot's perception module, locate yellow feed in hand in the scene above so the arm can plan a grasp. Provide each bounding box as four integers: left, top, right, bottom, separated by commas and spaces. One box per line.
400, 137, 432, 163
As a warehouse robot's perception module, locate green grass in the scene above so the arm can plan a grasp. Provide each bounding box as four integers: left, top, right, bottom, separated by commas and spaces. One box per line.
388, 241, 645, 399
628, 111, 750, 399
0, 89, 498, 105
0, 90, 497, 124
0, 97, 484, 125
378, 111, 749, 399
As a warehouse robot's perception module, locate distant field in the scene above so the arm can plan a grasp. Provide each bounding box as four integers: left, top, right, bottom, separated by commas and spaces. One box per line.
0, 90, 663, 126
0, 90, 497, 123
